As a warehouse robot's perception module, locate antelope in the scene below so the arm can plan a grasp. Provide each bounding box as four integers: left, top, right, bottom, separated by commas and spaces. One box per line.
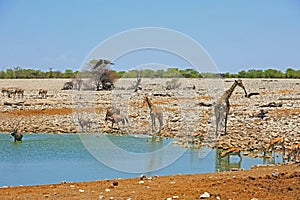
105, 114, 129, 129
11, 129, 23, 142
288, 143, 300, 162
76, 113, 92, 131
10, 118, 23, 142
38, 89, 48, 98
264, 137, 285, 157
105, 107, 128, 129
105, 107, 120, 119
143, 95, 163, 133
218, 147, 242, 160
15, 87, 24, 98
6, 87, 16, 98
1, 87, 8, 96
2, 87, 24, 98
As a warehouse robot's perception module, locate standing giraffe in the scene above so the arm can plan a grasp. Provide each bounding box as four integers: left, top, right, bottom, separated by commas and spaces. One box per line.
214, 80, 247, 136
143, 95, 163, 133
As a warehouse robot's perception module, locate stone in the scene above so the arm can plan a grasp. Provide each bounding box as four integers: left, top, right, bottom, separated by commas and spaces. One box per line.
272, 172, 279, 178
199, 192, 210, 199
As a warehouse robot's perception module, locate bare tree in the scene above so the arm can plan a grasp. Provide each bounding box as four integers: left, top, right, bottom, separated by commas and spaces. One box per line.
134, 71, 142, 92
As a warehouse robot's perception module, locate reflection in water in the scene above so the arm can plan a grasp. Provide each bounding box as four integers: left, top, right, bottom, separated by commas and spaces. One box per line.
147, 136, 164, 173
215, 149, 242, 172
215, 149, 284, 172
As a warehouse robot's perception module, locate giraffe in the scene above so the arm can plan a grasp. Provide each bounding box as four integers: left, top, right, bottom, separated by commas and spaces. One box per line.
214, 80, 247, 136
143, 95, 163, 133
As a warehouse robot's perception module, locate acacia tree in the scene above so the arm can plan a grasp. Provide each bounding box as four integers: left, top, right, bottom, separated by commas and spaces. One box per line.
88, 59, 118, 90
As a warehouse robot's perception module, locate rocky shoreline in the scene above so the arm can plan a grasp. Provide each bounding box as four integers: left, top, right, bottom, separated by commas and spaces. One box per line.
1, 78, 299, 153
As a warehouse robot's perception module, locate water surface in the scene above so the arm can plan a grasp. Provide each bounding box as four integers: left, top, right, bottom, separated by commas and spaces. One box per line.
0, 133, 283, 186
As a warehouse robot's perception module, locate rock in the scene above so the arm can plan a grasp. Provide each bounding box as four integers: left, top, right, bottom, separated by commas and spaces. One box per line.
78, 189, 84, 193
272, 172, 280, 178
105, 188, 111, 192
99, 195, 105, 199
199, 192, 210, 199
112, 181, 118, 186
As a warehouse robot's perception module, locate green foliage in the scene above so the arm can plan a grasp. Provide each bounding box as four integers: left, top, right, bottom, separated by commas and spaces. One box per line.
0, 67, 77, 79
0, 66, 299, 79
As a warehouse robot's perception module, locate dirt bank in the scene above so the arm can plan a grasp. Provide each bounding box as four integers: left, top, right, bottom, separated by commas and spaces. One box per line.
1, 163, 299, 200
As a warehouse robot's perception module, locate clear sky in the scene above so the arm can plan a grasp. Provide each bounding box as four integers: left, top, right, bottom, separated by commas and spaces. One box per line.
0, 0, 299, 73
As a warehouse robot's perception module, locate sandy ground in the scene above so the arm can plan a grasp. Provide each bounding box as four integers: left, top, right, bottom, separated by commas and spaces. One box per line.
1, 163, 299, 200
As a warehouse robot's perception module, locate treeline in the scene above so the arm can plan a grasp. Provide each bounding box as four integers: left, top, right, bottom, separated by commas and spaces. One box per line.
0, 66, 299, 79
224, 68, 300, 79
119, 68, 300, 79
0, 67, 77, 79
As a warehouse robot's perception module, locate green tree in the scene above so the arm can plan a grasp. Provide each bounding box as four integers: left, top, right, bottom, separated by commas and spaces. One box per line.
64, 69, 74, 78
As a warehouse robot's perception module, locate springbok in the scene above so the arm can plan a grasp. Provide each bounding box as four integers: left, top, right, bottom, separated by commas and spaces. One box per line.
143, 95, 163, 133
264, 137, 285, 157
288, 143, 300, 162
218, 147, 242, 160
38, 89, 48, 98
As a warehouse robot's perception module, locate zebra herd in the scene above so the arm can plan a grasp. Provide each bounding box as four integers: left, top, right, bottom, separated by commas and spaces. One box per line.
1, 87, 47, 99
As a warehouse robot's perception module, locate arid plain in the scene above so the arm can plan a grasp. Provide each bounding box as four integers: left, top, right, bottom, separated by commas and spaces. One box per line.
0, 78, 299, 199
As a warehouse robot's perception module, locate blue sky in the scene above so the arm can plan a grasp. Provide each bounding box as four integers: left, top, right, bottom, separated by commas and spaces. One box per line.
0, 0, 299, 73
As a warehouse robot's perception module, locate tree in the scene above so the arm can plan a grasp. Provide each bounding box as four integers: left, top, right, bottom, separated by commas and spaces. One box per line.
88, 59, 118, 90
64, 69, 74, 78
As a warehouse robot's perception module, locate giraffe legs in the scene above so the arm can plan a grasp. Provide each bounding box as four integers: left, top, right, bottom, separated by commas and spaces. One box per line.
158, 113, 163, 133
224, 112, 228, 135
150, 114, 155, 133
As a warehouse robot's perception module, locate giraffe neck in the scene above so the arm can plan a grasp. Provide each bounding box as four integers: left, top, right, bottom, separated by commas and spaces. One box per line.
224, 81, 238, 100
146, 97, 153, 110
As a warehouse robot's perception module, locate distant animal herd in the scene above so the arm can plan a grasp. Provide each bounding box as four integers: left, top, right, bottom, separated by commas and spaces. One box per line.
1, 87, 47, 99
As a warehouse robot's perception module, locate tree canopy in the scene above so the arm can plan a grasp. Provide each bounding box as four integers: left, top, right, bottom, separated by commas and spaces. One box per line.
0, 66, 299, 79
